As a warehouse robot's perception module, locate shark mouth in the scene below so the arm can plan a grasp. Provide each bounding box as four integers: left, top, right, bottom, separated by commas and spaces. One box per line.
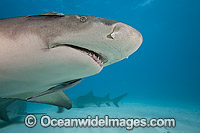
52, 44, 108, 67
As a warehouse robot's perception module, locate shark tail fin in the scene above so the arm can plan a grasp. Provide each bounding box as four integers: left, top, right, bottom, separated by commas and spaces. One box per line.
4, 91, 72, 110
112, 93, 128, 107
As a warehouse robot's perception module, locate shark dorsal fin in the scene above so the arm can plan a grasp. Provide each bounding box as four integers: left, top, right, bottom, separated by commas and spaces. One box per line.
104, 94, 110, 100
27, 12, 65, 18
86, 91, 93, 97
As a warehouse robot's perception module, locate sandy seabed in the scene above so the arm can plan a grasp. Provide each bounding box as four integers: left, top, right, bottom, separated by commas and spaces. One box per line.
0, 102, 200, 133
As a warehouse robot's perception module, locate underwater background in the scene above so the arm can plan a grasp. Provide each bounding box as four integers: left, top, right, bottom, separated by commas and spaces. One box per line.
0, 0, 200, 133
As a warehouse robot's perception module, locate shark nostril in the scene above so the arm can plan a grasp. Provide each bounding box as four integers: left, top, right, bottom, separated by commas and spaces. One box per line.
106, 23, 123, 40
107, 34, 114, 39
106, 25, 117, 40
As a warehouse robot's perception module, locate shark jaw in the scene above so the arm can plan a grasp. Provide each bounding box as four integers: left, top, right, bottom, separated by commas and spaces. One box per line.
50, 44, 108, 68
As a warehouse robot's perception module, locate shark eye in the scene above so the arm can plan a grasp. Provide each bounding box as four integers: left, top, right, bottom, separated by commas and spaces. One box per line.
80, 16, 87, 23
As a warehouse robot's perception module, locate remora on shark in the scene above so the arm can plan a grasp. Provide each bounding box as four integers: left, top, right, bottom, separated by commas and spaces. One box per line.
0, 12, 142, 109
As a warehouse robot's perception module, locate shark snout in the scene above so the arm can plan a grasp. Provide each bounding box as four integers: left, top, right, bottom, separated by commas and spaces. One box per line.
107, 24, 123, 40
108, 22, 143, 60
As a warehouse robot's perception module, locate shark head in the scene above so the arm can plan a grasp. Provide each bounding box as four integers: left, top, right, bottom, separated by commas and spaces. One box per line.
48, 15, 143, 78
0, 14, 142, 92
0, 13, 142, 109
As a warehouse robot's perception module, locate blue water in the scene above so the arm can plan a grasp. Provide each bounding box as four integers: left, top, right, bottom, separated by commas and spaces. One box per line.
0, 0, 200, 132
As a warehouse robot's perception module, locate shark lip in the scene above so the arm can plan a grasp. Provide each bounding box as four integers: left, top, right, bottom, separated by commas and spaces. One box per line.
52, 44, 108, 67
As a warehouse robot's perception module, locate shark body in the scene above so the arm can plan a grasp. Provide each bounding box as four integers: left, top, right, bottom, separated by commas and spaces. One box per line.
57, 91, 128, 113
72, 91, 128, 108
0, 12, 142, 109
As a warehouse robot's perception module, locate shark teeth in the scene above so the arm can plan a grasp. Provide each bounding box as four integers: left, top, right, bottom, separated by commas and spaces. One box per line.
52, 44, 107, 67
82, 51, 103, 67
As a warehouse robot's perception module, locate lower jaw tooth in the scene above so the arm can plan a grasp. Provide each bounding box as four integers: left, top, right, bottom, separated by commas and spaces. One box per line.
83, 51, 103, 66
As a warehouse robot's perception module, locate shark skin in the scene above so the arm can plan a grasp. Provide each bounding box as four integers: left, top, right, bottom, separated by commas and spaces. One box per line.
57, 91, 128, 113
0, 12, 142, 109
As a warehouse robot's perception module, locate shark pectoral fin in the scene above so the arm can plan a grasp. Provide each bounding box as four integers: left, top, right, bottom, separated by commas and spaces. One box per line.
26, 79, 82, 101
4, 91, 72, 109
28, 91, 72, 109
106, 103, 111, 106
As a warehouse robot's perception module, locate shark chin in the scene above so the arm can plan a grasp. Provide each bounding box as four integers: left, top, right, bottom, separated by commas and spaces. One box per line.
0, 12, 143, 110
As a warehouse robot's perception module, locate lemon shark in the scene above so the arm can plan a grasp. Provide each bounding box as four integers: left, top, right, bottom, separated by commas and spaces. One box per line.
57, 91, 128, 113
71, 91, 128, 108
0, 12, 142, 110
